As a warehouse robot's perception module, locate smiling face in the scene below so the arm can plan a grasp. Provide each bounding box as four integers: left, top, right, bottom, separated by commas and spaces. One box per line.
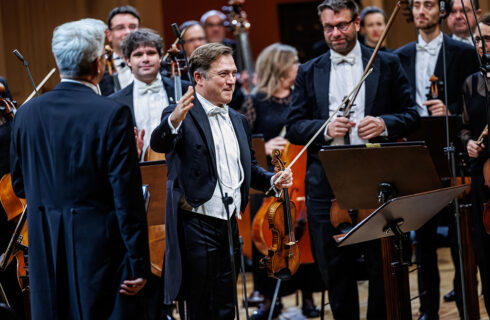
195, 54, 236, 106
106, 13, 139, 55
127, 44, 161, 84
321, 8, 360, 55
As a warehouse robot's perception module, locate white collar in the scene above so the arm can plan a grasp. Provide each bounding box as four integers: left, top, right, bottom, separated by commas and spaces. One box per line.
196, 92, 229, 115
417, 32, 443, 47
331, 40, 362, 59
61, 78, 100, 94
133, 73, 162, 90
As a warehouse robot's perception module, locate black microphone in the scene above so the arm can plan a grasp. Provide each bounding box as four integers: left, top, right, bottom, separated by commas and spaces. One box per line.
171, 23, 182, 41
13, 49, 39, 97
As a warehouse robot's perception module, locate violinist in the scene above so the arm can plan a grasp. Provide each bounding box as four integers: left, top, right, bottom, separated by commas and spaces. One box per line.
9, 19, 150, 319
286, 0, 419, 318
460, 12, 490, 315
150, 43, 292, 319
395, 1, 479, 317
242, 43, 321, 319
99, 5, 140, 96
180, 20, 207, 61
109, 29, 191, 160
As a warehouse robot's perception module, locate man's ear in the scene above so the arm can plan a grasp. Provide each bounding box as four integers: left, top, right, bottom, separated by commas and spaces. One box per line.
105, 29, 112, 43
194, 71, 203, 86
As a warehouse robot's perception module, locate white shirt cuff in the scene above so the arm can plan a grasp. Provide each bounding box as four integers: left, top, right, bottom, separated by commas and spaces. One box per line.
324, 123, 334, 141
377, 117, 388, 137
168, 113, 182, 134
270, 175, 283, 197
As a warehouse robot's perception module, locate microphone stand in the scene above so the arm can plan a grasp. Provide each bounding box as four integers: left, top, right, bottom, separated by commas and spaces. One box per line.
172, 23, 246, 320
13, 49, 39, 97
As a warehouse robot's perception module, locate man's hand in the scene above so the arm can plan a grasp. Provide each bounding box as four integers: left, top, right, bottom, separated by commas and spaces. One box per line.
327, 117, 356, 138
423, 99, 450, 116
120, 277, 147, 296
272, 168, 293, 190
467, 139, 485, 158
134, 127, 145, 158
265, 137, 288, 156
170, 86, 194, 128
357, 116, 385, 140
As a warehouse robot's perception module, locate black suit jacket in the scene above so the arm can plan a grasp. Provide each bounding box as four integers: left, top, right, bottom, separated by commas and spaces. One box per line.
150, 98, 273, 304
395, 34, 479, 114
286, 44, 420, 204
10, 82, 150, 319
108, 75, 191, 126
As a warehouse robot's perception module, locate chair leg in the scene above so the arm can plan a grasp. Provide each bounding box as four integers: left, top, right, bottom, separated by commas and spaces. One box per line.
321, 290, 325, 320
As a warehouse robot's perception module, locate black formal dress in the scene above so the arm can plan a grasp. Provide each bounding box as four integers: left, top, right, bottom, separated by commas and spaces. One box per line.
10, 81, 150, 320
150, 98, 274, 319
286, 45, 419, 320
460, 71, 490, 314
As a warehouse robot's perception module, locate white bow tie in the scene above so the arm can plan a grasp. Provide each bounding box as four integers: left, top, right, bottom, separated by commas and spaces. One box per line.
331, 53, 356, 65
416, 43, 438, 56
207, 106, 229, 118
137, 81, 162, 95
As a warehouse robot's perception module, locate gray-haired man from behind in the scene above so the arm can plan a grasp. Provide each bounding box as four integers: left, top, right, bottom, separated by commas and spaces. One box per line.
10, 18, 150, 320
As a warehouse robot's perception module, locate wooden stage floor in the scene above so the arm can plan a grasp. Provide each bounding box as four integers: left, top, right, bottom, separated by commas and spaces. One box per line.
235, 247, 489, 320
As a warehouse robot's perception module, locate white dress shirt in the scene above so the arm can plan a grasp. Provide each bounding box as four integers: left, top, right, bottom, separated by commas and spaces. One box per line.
133, 73, 170, 157
415, 32, 443, 116
326, 41, 366, 145
451, 34, 473, 46
113, 52, 133, 89
169, 93, 245, 220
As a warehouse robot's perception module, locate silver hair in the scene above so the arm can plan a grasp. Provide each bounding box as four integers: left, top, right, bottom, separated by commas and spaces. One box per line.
200, 10, 227, 25
52, 18, 107, 77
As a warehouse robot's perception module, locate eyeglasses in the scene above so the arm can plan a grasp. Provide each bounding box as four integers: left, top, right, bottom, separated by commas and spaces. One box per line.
475, 35, 490, 43
205, 22, 224, 28
323, 18, 355, 33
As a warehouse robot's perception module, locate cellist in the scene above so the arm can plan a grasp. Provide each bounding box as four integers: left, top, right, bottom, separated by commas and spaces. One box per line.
286, 0, 419, 318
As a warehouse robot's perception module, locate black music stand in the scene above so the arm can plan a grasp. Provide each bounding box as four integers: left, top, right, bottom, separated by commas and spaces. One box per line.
406, 115, 462, 177
318, 143, 468, 319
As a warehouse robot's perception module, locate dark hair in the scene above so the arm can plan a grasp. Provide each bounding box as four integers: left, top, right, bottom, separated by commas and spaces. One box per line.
107, 5, 140, 29
448, 0, 480, 11
317, 0, 360, 19
360, 6, 387, 26
481, 12, 490, 26
121, 28, 163, 59
179, 20, 201, 32
189, 43, 233, 79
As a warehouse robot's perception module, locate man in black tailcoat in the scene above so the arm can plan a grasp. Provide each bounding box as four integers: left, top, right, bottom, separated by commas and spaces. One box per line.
286, 0, 419, 318
10, 18, 150, 320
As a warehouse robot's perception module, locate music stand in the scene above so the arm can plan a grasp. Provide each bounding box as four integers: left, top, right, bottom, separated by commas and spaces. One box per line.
406, 115, 462, 177
318, 143, 468, 319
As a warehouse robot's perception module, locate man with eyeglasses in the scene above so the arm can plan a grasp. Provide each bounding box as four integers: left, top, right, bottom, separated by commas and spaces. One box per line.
460, 11, 490, 316
286, 0, 419, 318
99, 5, 141, 96
180, 21, 207, 60
395, 1, 479, 318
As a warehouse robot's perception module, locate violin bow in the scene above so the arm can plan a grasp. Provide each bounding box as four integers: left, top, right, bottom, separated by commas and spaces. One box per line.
21, 68, 56, 106
268, 1, 402, 193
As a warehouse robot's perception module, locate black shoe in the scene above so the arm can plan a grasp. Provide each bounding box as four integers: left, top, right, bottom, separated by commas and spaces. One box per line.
246, 290, 265, 307
302, 304, 321, 318
250, 302, 282, 320
418, 313, 439, 320
443, 289, 456, 302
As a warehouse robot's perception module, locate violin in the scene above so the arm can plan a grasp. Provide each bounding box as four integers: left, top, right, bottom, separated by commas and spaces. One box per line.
0, 83, 16, 122
260, 149, 300, 280
104, 45, 122, 92
425, 74, 444, 115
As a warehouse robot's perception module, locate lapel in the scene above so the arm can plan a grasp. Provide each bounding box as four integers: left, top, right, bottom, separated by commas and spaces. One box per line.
188, 98, 218, 171
434, 35, 453, 83
406, 43, 417, 89
161, 76, 177, 104
361, 45, 380, 116
121, 82, 135, 121
314, 52, 331, 119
